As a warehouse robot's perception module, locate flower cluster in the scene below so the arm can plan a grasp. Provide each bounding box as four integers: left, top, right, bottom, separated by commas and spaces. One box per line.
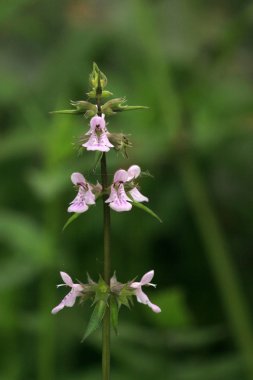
68, 164, 148, 215
68, 173, 97, 213
52, 64, 161, 339
83, 114, 114, 152
106, 165, 148, 212
130, 270, 161, 313
52, 272, 83, 314
52, 270, 161, 315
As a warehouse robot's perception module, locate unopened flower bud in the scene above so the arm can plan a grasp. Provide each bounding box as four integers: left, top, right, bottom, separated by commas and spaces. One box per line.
86, 90, 113, 99
89, 62, 108, 91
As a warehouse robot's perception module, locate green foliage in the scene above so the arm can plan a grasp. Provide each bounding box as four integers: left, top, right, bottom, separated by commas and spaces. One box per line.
63, 213, 81, 231
132, 201, 162, 223
82, 300, 106, 341
0, 0, 253, 379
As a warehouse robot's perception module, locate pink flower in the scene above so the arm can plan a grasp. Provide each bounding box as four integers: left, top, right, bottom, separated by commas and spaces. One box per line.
130, 270, 161, 313
106, 165, 148, 212
106, 169, 132, 212
83, 114, 114, 152
127, 165, 149, 203
51, 272, 83, 314
68, 172, 95, 213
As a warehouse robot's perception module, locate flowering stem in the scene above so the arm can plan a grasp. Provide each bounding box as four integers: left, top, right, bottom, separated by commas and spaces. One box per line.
97, 85, 111, 379
101, 152, 111, 380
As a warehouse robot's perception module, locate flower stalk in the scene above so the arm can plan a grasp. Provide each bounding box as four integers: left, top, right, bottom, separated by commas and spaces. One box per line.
101, 152, 111, 380
51, 63, 161, 380
97, 72, 111, 380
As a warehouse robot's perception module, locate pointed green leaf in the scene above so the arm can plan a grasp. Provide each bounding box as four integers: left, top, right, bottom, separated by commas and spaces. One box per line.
62, 213, 81, 231
132, 202, 162, 223
50, 109, 81, 115
117, 105, 149, 112
110, 296, 119, 336
82, 300, 106, 341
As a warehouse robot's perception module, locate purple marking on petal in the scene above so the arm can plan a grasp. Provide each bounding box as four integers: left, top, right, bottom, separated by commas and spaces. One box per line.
105, 186, 118, 203
90, 115, 106, 131
83, 133, 99, 149
84, 187, 96, 205
83, 132, 112, 152
68, 188, 89, 213
109, 200, 132, 212
118, 184, 132, 202
107, 182, 133, 212
71, 172, 85, 186
129, 187, 149, 203
113, 169, 128, 183
99, 132, 114, 148
68, 203, 88, 213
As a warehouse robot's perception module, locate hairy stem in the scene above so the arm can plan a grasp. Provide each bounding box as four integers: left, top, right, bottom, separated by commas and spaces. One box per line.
97, 86, 111, 380
101, 153, 111, 380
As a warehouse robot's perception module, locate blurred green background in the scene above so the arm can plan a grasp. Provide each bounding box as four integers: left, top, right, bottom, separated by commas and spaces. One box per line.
1, 0, 253, 379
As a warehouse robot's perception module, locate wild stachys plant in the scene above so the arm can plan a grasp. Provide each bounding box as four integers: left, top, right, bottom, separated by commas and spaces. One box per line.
51, 63, 161, 379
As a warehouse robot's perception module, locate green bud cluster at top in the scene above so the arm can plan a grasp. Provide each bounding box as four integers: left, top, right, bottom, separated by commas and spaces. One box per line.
52, 63, 148, 118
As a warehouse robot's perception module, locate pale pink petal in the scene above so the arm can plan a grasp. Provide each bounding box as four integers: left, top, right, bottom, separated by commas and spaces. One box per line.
109, 199, 132, 212
51, 302, 65, 314
140, 270, 154, 285
64, 289, 79, 307
105, 186, 118, 203
68, 190, 89, 213
113, 170, 129, 183
129, 187, 149, 203
84, 187, 96, 205
68, 202, 88, 213
60, 272, 73, 287
99, 132, 114, 148
71, 172, 85, 186
72, 283, 83, 292
83, 133, 99, 150
148, 301, 161, 313
107, 183, 132, 212
127, 165, 141, 180
90, 114, 105, 131
83, 132, 112, 152
135, 288, 150, 304
130, 281, 141, 289
118, 184, 132, 202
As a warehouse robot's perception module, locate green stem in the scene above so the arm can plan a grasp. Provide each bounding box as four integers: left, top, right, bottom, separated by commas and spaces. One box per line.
97, 81, 111, 380
180, 156, 253, 380
101, 153, 111, 380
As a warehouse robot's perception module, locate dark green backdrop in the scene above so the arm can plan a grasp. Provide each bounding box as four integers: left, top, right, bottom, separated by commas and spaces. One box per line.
1, 1, 253, 379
